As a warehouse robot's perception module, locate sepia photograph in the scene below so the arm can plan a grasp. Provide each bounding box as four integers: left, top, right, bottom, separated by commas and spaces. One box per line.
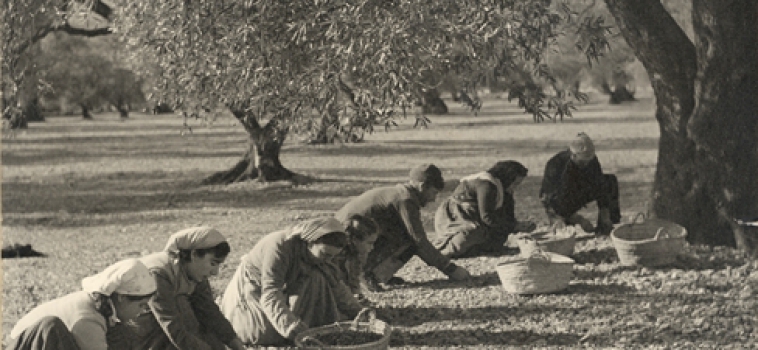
2, 0, 756, 349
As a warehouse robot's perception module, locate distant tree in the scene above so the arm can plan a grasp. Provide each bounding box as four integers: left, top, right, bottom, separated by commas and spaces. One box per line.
1, 0, 114, 126
41, 33, 110, 119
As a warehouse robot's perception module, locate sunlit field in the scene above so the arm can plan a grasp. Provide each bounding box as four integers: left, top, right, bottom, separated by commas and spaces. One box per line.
3, 96, 756, 349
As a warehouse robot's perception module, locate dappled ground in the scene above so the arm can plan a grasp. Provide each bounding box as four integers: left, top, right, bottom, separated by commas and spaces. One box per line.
3, 97, 756, 348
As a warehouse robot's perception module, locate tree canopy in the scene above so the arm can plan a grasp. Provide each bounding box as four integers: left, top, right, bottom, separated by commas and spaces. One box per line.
115, 0, 589, 126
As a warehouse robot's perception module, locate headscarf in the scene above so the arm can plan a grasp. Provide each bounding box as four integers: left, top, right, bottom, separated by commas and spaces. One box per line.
163, 226, 227, 254
487, 161, 528, 188
291, 217, 346, 243
81, 258, 156, 296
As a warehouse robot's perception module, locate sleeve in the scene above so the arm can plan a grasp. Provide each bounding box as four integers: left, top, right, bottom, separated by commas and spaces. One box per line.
396, 198, 452, 272
148, 270, 212, 350
191, 280, 239, 346
540, 154, 565, 215
259, 243, 307, 340
70, 319, 108, 350
499, 195, 517, 232
475, 181, 516, 232
324, 265, 363, 318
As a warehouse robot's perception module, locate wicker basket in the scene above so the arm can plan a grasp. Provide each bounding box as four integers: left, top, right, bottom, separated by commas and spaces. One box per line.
517, 230, 576, 257
496, 251, 574, 294
295, 310, 391, 350
611, 213, 688, 267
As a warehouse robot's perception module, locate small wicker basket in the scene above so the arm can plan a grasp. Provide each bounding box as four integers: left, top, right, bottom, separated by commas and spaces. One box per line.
517, 229, 576, 257
611, 213, 688, 267
295, 310, 391, 350
496, 251, 574, 294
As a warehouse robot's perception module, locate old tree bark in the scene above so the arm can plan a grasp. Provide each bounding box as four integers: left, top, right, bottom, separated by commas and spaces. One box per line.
202, 109, 294, 185
604, 0, 758, 253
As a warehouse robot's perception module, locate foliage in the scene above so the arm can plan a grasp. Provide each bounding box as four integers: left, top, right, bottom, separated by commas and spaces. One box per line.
115, 0, 610, 133
1, 0, 114, 122
36, 33, 146, 117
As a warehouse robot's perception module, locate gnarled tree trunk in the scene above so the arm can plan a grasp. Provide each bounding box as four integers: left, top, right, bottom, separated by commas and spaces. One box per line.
605, 0, 758, 253
202, 109, 294, 185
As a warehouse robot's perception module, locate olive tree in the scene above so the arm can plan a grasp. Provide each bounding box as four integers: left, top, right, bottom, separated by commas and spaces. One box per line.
115, 0, 575, 183
604, 0, 757, 251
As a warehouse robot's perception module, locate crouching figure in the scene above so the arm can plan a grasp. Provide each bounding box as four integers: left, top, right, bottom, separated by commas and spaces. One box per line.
7, 258, 156, 350
219, 218, 368, 347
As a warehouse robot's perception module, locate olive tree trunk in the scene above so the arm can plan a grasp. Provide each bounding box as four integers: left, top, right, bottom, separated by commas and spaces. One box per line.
202, 109, 294, 185
604, 0, 758, 254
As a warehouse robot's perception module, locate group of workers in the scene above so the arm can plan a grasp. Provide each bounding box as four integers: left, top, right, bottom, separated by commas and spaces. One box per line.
7, 132, 620, 349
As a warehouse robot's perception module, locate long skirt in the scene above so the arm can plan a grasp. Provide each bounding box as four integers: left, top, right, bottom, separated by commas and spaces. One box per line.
6, 316, 80, 350
434, 200, 508, 258
219, 263, 346, 346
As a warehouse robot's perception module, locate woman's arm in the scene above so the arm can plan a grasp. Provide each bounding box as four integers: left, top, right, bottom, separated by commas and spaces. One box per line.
258, 242, 308, 340
148, 271, 212, 350
191, 280, 243, 347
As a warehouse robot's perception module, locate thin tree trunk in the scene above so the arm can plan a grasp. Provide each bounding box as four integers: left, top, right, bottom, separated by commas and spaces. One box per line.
605, 0, 758, 251
115, 104, 129, 119
202, 108, 294, 185
81, 104, 93, 119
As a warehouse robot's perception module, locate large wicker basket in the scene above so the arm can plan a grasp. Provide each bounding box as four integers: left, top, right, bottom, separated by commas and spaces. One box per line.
295, 310, 391, 350
611, 213, 688, 267
496, 251, 574, 294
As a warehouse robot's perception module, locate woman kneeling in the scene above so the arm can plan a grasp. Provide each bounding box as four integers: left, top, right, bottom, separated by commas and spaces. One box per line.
220, 217, 366, 347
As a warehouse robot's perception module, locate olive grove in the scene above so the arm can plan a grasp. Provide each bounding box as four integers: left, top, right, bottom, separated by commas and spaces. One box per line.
5, 0, 754, 251
114, 0, 581, 184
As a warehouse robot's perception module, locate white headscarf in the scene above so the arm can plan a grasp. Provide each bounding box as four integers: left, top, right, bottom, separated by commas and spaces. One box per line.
163, 226, 227, 254
291, 217, 346, 242
81, 258, 156, 296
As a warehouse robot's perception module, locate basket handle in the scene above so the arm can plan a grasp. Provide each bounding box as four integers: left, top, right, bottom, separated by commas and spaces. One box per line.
631, 212, 646, 225
653, 227, 669, 240
352, 308, 376, 328
300, 335, 327, 349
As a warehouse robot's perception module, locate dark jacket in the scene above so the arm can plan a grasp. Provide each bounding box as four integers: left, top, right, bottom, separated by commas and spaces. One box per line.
540, 149, 610, 218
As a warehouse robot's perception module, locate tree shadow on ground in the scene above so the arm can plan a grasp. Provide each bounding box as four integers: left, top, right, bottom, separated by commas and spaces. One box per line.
375, 304, 588, 327
1, 131, 245, 167
390, 329, 582, 347
292, 137, 659, 159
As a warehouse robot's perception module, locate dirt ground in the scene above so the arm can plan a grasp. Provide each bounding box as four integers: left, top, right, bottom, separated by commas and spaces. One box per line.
3, 96, 756, 349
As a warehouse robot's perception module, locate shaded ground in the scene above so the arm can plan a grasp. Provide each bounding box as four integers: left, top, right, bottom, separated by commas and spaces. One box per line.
3, 97, 755, 349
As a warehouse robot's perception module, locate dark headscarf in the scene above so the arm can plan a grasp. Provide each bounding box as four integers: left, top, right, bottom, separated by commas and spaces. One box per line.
486, 161, 528, 188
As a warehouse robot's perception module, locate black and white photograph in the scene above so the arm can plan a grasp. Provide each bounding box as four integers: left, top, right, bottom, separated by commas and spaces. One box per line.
2, 0, 757, 348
